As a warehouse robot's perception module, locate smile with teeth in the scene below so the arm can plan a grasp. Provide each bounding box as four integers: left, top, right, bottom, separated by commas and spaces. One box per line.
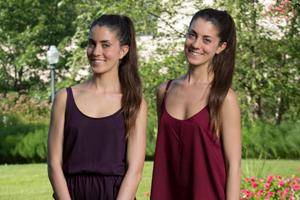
188, 48, 204, 56
92, 59, 105, 63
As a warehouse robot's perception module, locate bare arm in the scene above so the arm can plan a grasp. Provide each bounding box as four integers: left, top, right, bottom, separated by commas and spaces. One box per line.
116, 98, 148, 200
47, 89, 71, 200
221, 89, 242, 200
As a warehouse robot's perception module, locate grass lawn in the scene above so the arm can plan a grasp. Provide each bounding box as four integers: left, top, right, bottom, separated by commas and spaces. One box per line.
0, 160, 299, 200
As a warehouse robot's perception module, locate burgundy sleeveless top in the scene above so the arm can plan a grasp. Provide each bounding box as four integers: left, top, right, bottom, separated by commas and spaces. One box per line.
151, 80, 227, 200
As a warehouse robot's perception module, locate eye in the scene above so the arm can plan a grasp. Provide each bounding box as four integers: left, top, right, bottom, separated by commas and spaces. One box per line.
87, 40, 95, 48
187, 32, 196, 39
203, 38, 211, 44
102, 43, 110, 48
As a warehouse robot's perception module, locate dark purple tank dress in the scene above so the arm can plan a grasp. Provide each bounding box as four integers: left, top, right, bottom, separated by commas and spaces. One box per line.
150, 80, 227, 200
59, 87, 126, 200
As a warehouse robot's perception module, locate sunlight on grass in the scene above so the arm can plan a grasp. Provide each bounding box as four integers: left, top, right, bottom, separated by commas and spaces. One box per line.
0, 160, 299, 200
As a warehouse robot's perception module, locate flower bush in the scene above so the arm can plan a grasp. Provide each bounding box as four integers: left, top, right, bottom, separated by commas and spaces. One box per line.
241, 172, 300, 199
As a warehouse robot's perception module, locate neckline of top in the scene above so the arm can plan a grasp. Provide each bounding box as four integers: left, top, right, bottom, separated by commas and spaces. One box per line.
69, 87, 122, 120
164, 105, 208, 121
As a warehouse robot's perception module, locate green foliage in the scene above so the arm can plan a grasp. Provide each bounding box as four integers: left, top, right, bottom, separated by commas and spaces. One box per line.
0, 123, 48, 164
65, 0, 161, 83
0, 0, 78, 92
0, 92, 49, 164
242, 121, 300, 159
0, 92, 50, 124
0, 0, 299, 163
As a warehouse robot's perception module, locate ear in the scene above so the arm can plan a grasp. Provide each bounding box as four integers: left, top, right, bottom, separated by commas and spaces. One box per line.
119, 45, 129, 59
216, 42, 227, 54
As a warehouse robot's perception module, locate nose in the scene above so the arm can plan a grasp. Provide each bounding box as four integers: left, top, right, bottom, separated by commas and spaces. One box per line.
191, 38, 202, 49
92, 44, 102, 56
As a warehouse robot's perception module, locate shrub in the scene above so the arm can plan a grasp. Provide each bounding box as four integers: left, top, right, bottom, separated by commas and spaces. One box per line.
0, 123, 48, 164
240, 174, 300, 199
242, 121, 300, 159
0, 92, 49, 163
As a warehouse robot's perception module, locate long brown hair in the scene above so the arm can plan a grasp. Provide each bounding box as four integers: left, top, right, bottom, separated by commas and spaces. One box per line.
189, 9, 237, 137
89, 15, 142, 136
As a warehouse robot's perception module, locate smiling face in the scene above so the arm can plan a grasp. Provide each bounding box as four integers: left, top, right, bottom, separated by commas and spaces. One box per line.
86, 25, 128, 74
184, 18, 226, 68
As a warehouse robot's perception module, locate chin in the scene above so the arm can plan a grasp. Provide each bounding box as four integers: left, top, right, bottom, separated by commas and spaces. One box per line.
91, 66, 106, 74
186, 58, 203, 66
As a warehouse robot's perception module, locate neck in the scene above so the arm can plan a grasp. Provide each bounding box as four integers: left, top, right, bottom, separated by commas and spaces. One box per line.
186, 63, 213, 84
88, 71, 121, 93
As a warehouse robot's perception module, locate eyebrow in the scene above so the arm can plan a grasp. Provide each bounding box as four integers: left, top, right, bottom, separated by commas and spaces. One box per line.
188, 29, 197, 35
189, 29, 213, 38
88, 38, 111, 43
203, 35, 212, 39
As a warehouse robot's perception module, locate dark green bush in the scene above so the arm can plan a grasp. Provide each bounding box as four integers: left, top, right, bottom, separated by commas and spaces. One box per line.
242, 121, 300, 159
0, 92, 50, 164
0, 123, 48, 164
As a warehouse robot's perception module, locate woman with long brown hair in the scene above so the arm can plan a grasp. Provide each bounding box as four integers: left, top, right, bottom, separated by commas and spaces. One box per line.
151, 8, 241, 199
47, 15, 147, 200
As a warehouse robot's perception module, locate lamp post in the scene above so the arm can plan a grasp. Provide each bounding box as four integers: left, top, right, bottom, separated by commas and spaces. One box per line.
47, 45, 60, 103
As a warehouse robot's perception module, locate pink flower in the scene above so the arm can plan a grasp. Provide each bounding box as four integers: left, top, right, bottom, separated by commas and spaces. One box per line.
289, 193, 295, 200
240, 189, 249, 194
143, 191, 150, 196
281, 188, 289, 199
252, 182, 258, 189
278, 180, 285, 187
246, 192, 254, 198
250, 178, 258, 188
256, 189, 264, 197
264, 182, 271, 190
267, 191, 274, 197
240, 172, 300, 200
257, 178, 264, 182
292, 184, 299, 191
274, 175, 282, 180
267, 175, 273, 183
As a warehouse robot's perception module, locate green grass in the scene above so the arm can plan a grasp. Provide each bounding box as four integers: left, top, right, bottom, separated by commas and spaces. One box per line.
0, 160, 299, 200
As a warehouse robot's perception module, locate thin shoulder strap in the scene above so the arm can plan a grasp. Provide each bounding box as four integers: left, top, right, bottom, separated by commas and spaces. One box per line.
66, 87, 72, 105
165, 80, 172, 93
160, 80, 173, 113
64, 87, 74, 122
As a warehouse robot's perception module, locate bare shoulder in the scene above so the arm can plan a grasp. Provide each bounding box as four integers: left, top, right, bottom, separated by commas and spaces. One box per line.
222, 88, 240, 111
157, 81, 169, 95
140, 96, 148, 113
69, 82, 87, 94
53, 88, 67, 107
50, 88, 68, 123
225, 88, 239, 103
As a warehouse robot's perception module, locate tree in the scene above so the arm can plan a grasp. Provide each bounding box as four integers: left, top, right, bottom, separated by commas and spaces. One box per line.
213, 0, 300, 123
0, 0, 78, 92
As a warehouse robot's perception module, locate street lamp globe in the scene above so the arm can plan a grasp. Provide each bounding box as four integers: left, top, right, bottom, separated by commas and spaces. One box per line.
47, 45, 60, 64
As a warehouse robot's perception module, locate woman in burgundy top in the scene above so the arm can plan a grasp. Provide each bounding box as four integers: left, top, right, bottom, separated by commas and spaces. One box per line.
151, 9, 241, 200
47, 15, 147, 200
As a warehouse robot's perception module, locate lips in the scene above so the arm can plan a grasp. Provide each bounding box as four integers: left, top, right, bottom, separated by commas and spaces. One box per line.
187, 48, 204, 56
90, 59, 105, 64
